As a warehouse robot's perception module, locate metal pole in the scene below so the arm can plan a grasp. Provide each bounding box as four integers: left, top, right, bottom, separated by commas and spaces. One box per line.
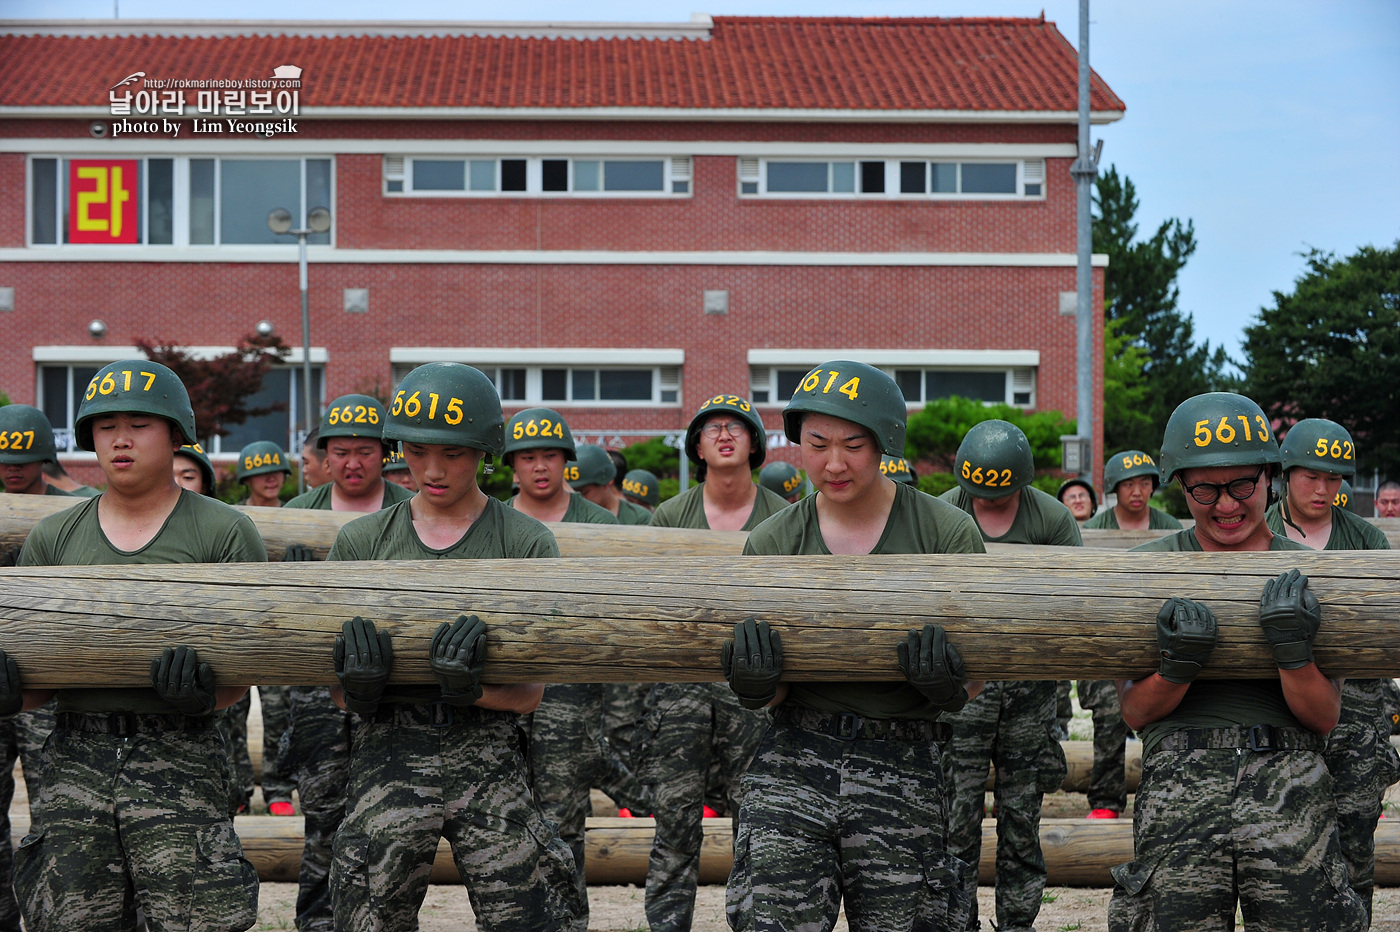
299, 231, 313, 495
1072, 0, 1098, 486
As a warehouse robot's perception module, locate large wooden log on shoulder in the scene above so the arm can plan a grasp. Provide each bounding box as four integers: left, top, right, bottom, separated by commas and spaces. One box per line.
0, 492, 746, 560
1, 550, 1396, 688
1082, 523, 1400, 550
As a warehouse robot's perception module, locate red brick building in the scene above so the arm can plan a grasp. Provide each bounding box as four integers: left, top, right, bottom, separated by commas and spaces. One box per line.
0, 15, 1121, 482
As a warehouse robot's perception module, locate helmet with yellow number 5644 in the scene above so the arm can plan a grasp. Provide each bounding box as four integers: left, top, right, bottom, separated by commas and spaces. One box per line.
502, 407, 576, 460
319, 393, 388, 448
1278, 418, 1356, 478
74, 359, 197, 451
1104, 449, 1162, 494
759, 461, 804, 498
384, 363, 503, 456
782, 361, 906, 457
1158, 392, 1280, 486
236, 440, 290, 482
953, 420, 1034, 499
684, 394, 767, 469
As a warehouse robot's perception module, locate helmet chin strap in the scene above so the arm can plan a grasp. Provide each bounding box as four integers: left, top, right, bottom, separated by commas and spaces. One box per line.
1277, 474, 1306, 538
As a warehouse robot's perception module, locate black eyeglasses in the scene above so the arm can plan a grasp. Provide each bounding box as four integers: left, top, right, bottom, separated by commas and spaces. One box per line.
1181, 467, 1266, 505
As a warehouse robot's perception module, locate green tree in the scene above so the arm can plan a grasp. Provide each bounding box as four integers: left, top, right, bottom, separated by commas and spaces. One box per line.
1243, 242, 1400, 477
619, 435, 681, 478
905, 396, 1074, 473
1102, 316, 1153, 456
1094, 165, 1236, 452
136, 332, 291, 444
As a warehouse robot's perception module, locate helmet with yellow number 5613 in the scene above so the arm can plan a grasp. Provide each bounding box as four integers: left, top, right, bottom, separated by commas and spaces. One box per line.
1158, 392, 1280, 486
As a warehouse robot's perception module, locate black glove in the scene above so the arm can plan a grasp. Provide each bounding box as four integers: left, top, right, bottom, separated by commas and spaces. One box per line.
333, 616, 393, 714
282, 543, 318, 562
0, 546, 20, 568
1155, 597, 1218, 684
897, 624, 968, 713
150, 645, 218, 716
1259, 569, 1322, 670
0, 649, 22, 719
721, 618, 783, 710
430, 614, 488, 706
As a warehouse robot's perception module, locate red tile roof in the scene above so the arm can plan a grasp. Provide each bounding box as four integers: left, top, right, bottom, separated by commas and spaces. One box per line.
0, 16, 1124, 115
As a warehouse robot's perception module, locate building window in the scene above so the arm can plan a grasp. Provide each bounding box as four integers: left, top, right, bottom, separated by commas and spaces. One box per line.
384, 156, 692, 197
752, 365, 1036, 408
29, 155, 333, 247
36, 362, 323, 454
391, 363, 680, 406
741, 158, 1045, 199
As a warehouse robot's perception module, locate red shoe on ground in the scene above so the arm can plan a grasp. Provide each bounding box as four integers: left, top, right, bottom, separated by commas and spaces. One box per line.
268, 801, 296, 816
1087, 808, 1119, 819
703, 806, 719, 818
617, 808, 635, 818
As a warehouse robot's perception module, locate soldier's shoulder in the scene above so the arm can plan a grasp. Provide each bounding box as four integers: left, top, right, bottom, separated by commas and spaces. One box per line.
649, 484, 700, 526
569, 494, 619, 525
1130, 529, 1196, 552
1082, 509, 1114, 529
745, 495, 815, 553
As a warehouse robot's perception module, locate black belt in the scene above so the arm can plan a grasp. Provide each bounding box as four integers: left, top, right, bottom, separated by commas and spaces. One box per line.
56, 711, 213, 736
1153, 724, 1324, 754
773, 706, 950, 743
369, 701, 510, 729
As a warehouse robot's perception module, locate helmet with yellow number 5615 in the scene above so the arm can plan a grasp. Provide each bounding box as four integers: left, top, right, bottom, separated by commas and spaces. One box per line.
384, 363, 503, 456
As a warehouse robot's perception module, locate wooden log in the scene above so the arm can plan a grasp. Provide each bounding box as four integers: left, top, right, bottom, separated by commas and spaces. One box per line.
1082, 525, 1400, 551
1, 550, 1397, 688
0, 492, 745, 561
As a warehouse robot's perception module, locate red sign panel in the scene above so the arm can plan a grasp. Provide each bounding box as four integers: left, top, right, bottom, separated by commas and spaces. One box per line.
68, 159, 139, 244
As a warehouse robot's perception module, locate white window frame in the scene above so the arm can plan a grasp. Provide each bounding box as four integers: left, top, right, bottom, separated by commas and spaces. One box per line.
27, 154, 335, 248
747, 350, 1039, 409
740, 157, 1046, 200
391, 348, 685, 407
383, 156, 693, 198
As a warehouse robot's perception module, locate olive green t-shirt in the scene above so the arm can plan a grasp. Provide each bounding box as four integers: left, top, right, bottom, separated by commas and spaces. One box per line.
507, 491, 618, 525
43, 484, 77, 497
283, 480, 414, 511
71, 485, 102, 498
649, 482, 790, 531
329, 496, 559, 704
1083, 505, 1183, 530
939, 485, 1083, 547
1264, 503, 1391, 551
616, 498, 653, 526
743, 482, 986, 720
19, 490, 267, 713
1130, 527, 1311, 755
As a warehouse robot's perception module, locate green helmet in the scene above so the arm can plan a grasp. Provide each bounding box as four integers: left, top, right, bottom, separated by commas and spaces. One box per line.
566, 443, 617, 488
0, 404, 58, 464
383, 363, 504, 456
1056, 476, 1098, 514
759, 461, 804, 498
622, 469, 660, 508
319, 394, 388, 449
954, 420, 1034, 499
381, 450, 410, 473
684, 394, 767, 469
1335, 479, 1356, 513
75, 360, 196, 451
175, 443, 215, 494
782, 361, 905, 457
1104, 449, 1162, 494
502, 407, 575, 459
236, 441, 290, 481
1279, 418, 1356, 477
880, 455, 916, 484
1159, 392, 1280, 486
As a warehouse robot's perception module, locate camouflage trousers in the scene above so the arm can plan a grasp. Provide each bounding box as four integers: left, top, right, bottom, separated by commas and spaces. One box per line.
215, 691, 255, 816
0, 702, 55, 932
727, 715, 970, 932
1108, 737, 1367, 932
1078, 679, 1130, 814
1055, 680, 1073, 738
259, 685, 297, 803
1326, 678, 1400, 923
281, 686, 352, 932
634, 683, 766, 932
942, 680, 1065, 932
14, 711, 259, 932
330, 703, 580, 932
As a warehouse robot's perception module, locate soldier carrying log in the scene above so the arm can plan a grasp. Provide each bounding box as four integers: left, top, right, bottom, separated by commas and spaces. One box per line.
0, 360, 263, 932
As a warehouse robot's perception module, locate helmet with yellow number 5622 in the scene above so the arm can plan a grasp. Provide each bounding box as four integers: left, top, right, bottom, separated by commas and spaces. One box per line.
953, 420, 1034, 499
1278, 418, 1356, 478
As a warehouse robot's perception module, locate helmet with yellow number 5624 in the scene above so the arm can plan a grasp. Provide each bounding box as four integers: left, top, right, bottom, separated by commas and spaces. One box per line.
502, 407, 576, 460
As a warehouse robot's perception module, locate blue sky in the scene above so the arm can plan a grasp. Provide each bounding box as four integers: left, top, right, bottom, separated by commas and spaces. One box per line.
6, 0, 1399, 364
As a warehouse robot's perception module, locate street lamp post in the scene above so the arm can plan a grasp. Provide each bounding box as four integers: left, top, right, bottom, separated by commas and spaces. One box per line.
268, 206, 331, 494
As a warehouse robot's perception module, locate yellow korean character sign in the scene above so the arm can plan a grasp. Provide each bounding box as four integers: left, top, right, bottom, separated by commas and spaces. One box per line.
68, 160, 138, 244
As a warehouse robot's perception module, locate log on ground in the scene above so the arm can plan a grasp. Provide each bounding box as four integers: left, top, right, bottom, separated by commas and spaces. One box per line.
2, 550, 1397, 687
0, 493, 746, 561
987, 740, 1143, 795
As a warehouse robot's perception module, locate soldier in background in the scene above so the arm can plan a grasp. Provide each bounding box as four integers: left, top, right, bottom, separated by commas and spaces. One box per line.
880, 454, 917, 486
40, 460, 100, 496
1109, 393, 1366, 930
324, 363, 579, 931
1056, 476, 1097, 522
1373, 480, 1400, 518
301, 426, 332, 489
171, 443, 215, 496
382, 450, 418, 492
939, 420, 1078, 932
568, 443, 651, 525
1084, 451, 1182, 531
639, 394, 788, 932
758, 461, 804, 504
0, 405, 76, 498
236, 441, 291, 508
1266, 418, 1397, 921
622, 469, 661, 512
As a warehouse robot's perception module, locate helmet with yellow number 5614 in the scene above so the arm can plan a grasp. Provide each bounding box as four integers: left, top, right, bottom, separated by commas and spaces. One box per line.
782, 360, 906, 457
